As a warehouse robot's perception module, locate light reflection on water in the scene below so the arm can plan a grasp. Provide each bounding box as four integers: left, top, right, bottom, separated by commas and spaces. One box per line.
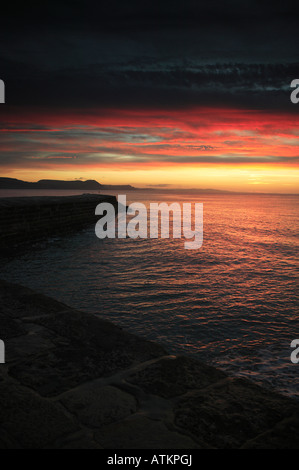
1, 191, 298, 398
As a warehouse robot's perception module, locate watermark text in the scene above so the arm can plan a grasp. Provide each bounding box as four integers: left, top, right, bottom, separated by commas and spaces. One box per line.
290, 80, 299, 104
291, 340, 299, 364
95, 196, 203, 250
0, 340, 5, 364
107, 454, 192, 467
0, 79, 5, 103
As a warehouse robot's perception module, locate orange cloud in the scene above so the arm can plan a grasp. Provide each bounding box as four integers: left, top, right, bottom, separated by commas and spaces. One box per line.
0, 106, 298, 192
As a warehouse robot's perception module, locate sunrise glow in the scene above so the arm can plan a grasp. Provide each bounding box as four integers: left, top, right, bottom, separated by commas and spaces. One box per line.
0, 107, 298, 193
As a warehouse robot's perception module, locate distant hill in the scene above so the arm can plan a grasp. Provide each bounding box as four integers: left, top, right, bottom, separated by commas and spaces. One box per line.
0, 178, 135, 191
34, 179, 102, 190
142, 187, 232, 193
101, 185, 136, 191
0, 178, 31, 189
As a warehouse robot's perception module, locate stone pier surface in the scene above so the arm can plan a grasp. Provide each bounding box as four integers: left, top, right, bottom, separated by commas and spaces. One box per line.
0, 194, 117, 251
0, 279, 298, 449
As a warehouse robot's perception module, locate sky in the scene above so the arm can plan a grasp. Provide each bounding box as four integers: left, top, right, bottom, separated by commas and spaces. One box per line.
0, 1, 299, 192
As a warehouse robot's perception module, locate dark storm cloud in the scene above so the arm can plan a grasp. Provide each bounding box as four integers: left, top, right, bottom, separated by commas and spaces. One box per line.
0, 149, 297, 168
1, 56, 298, 111
0, 1, 298, 111
1, 1, 298, 32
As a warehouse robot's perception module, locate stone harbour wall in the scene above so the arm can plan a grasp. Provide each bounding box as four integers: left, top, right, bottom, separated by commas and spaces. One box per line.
0, 194, 117, 250
0, 279, 298, 449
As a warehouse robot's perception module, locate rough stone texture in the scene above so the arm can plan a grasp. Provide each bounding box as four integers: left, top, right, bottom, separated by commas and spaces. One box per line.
127, 356, 227, 398
0, 380, 82, 449
60, 384, 137, 428
95, 415, 201, 449
0, 316, 27, 339
241, 413, 299, 449
174, 378, 297, 449
0, 279, 298, 449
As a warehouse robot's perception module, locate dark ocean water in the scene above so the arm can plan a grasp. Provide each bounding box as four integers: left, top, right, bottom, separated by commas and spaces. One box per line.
1, 190, 298, 398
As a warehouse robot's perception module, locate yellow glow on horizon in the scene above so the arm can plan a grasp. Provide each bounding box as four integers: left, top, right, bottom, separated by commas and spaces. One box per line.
3, 164, 299, 194
1, 107, 298, 194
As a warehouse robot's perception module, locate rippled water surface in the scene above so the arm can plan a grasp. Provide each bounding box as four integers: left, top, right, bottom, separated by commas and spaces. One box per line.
1, 191, 298, 397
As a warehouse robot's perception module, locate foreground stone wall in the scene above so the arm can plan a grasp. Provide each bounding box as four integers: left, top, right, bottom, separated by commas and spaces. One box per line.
0, 194, 117, 250
0, 279, 298, 449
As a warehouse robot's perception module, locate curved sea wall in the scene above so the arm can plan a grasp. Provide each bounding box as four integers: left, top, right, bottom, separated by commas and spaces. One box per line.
0, 194, 117, 250
0, 279, 298, 449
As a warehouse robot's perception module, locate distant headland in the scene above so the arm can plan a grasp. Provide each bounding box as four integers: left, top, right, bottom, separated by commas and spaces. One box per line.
0, 178, 235, 193
0, 177, 136, 191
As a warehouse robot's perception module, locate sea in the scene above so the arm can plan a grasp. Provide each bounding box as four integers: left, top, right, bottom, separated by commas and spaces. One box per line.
0, 189, 298, 398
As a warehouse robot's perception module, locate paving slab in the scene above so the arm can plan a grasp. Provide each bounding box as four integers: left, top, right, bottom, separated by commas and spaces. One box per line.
0, 279, 298, 449
60, 384, 137, 428
95, 415, 201, 449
